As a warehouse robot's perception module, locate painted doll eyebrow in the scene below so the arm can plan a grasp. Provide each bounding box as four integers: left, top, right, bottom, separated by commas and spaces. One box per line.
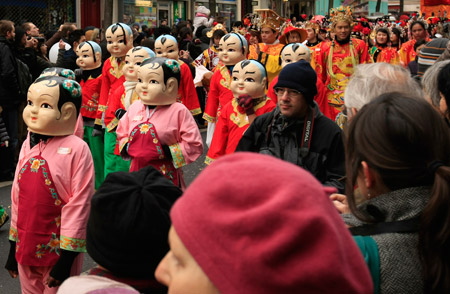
226, 43, 236, 46
135, 55, 145, 58
232, 70, 239, 73
245, 71, 255, 75
284, 53, 292, 56
166, 44, 174, 48
82, 50, 90, 53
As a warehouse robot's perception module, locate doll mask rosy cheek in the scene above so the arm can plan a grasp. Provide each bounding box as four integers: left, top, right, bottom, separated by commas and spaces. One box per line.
230, 60, 266, 99
23, 78, 81, 136
136, 58, 180, 106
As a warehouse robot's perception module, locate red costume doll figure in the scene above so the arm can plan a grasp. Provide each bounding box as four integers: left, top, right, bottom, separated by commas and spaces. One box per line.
5, 75, 95, 293
267, 43, 333, 120
154, 35, 201, 116
75, 41, 105, 189
93, 22, 133, 177
205, 59, 276, 164
203, 32, 248, 147
116, 57, 203, 189
104, 46, 155, 155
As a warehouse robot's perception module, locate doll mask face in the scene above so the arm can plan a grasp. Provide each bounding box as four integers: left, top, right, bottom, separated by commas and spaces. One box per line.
231, 61, 266, 99
281, 45, 310, 68
155, 38, 179, 60
123, 48, 153, 82
106, 26, 132, 58
218, 35, 246, 66
136, 63, 178, 105
76, 43, 101, 70
23, 81, 77, 136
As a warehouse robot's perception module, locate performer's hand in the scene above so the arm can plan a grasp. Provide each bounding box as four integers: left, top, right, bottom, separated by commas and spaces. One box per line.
91, 124, 104, 137
45, 276, 62, 288
238, 95, 255, 115
115, 108, 126, 120
7, 269, 18, 278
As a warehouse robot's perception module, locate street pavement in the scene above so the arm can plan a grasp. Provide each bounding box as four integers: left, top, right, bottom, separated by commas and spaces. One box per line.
0, 130, 207, 293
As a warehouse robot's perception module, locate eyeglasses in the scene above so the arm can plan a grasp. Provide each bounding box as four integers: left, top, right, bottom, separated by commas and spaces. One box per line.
274, 87, 302, 98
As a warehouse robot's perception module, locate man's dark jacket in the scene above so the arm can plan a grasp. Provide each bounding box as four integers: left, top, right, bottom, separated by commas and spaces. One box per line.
0, 37, 20, 107
236, 103, 346, 193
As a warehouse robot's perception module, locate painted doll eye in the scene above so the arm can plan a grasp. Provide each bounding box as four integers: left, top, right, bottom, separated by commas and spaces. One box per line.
27, 100, 33, 106
41, 103, 53, 109
232, 77, 238, 81
245, 78, 255, 82
149, 80, 159, 84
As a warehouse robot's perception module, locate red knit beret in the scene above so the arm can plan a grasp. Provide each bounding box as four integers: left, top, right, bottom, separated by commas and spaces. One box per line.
171, 152, 373, 294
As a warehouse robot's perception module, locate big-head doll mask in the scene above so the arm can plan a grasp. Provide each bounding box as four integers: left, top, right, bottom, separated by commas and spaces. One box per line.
105, 22, 133, 58
218, 33, 248, 66
23, 76, 82, 136
154, 35, 179, 60
136, 57, 181, 106
231, 60, 267, 99
123, 46, 156, 82
76, 41, 102, 70
280, 43, 311, 68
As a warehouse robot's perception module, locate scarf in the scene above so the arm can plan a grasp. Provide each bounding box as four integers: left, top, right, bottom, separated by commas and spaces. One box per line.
123, 81, 138, 110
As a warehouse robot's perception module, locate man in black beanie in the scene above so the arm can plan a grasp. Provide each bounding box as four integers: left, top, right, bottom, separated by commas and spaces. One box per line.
60, 165, 182, 294
236, 60, 345, 193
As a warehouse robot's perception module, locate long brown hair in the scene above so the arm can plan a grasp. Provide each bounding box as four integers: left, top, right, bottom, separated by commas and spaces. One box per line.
345, 92, 450, 293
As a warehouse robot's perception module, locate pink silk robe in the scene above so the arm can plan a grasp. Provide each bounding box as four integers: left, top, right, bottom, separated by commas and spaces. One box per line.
116, 101, 203, 189
10, 134, 95, 250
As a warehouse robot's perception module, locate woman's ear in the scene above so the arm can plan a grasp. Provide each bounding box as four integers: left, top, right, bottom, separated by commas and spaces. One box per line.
361, 161, 374, 189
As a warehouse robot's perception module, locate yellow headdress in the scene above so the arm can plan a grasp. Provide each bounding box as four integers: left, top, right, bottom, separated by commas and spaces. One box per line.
304, 21, 320, 35
330, 6, 353, 26
207, 23, 228, 38
254, 9, 285, 32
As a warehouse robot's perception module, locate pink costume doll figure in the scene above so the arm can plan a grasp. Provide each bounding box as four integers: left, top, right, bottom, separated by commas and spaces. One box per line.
75, 41, 105, 189
5, 75, 95, 293
267, 43, 333, 120
39, 67, 85, 139
203, 33, 248, 147
154, 35, 201, 116
205, 60, 276, 164
116, 57, 203, 189
92, 23, 133, 177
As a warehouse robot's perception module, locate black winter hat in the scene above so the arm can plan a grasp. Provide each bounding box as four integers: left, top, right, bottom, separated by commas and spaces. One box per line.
274, 60, 318, 105
86, 166, 182, 279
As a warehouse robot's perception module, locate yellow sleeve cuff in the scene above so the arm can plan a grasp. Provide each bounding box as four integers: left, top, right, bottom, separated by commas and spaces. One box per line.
169, 143, 186, 169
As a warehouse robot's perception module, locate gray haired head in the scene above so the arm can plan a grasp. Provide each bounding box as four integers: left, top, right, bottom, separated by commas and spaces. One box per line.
344, 63, 424, 111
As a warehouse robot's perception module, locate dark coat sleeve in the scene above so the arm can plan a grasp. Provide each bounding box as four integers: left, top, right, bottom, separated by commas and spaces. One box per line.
323, 127, 346, 193
0, 44, 20, 97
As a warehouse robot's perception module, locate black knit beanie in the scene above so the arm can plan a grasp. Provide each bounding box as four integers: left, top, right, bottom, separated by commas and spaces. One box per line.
86, 166, 182, 279
274, 60, 318, 105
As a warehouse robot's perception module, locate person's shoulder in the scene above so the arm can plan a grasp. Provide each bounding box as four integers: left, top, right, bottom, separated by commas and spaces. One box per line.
352, 38, 367, 47
315, 114, 342, 134
254, 110, 275, 126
